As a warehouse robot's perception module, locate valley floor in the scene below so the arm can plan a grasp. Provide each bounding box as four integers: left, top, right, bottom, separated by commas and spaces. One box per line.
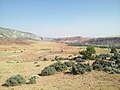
0, 41, 120, 90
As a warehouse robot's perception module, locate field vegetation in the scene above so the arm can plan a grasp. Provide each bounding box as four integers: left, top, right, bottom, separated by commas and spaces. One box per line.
0, 41, 120, 90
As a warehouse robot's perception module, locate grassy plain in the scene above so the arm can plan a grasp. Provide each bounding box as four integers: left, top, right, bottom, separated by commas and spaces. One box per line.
0, 41, 120, 90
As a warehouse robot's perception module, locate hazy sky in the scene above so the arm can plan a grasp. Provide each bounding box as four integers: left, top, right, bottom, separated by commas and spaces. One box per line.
0, 0, 120, 38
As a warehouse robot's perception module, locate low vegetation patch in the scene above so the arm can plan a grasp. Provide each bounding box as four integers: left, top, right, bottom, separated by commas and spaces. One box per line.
96, 54, 111, 60
54, 56, 71, 61
92, 60, 120, 74
36, 64, 40, 67
40, 66, 56, 76
50, 62, 68, 72
70, 56, 85, 62
71, 63, 92, 75
27, 77, 36, 84
43, 58, 48, 61
39, 62, 68, 76
3, 75, 26, 87
64, 61, 75, 67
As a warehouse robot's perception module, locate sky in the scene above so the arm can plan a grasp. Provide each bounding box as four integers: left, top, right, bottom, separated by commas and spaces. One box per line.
0, 0, 120, 38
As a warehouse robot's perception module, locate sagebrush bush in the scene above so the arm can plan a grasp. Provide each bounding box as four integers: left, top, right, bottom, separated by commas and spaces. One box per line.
75, 58, 85, 62
110, 52, 120, 61
92, 60, 112, 70
92, 60, 120, 74
27, 77, 36, 84
50, 62, 68, 72
40, 66, 56, 76
71, 63, 92, 75
115, 59, 120, 67
104, 66, 120, 74
4, 75, 26, 87
72, 65, 85, 74
64, 62, 75, 67
97, 54, 111, 60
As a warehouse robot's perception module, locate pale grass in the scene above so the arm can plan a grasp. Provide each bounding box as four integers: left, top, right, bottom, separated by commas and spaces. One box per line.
0, 41, 120, 90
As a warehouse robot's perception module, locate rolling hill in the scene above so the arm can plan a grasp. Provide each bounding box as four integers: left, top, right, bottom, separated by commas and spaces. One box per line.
0, 27, 43, 44
0, 27, 42, 40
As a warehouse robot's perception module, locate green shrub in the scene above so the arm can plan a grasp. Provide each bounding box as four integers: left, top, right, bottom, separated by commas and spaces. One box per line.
98, 54, 111, 60
55, 56, 64, 60
110, 52, 120, 61
92, 60, 120, 74
55, 56, 59, 60
36, 65, 40, 67
68, 55, 72, 57
75, 58, 85, 62
72, 65, 85, 74
27, 77, 36, 84
92, 60, 112, 70
43, 58, 48, 61
58, 57, 65, 60
104, 66, 120, 74
55, 56, 71, 61
79, 45, 96, 60
71, 63, 92, 75
115, 59, 120, 64
40, 66, 56, 76
110, 47, 117, 53
4, 75, 26, 87
50, 62, 68, 72
49, 62, 60, 67
71, 56, 82, 61
82, 55, 95, 60
64, 62, 75, 67
34, 62, 38, 64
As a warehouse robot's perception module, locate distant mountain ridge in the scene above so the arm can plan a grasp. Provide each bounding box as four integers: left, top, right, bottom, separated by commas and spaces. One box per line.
0, 27, 120, 45
85, 37, 120, 45
53, 36, 120, 45
0, 27, 42, 40
53, 36, 89, 42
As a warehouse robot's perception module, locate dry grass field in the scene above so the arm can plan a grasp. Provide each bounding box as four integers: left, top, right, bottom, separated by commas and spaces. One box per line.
0, 41, 120, 90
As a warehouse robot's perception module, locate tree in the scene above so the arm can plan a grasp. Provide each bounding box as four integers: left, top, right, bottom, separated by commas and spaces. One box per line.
110, 47, 117, 53
79, 45, 96, 60
86, 45, 96, 55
